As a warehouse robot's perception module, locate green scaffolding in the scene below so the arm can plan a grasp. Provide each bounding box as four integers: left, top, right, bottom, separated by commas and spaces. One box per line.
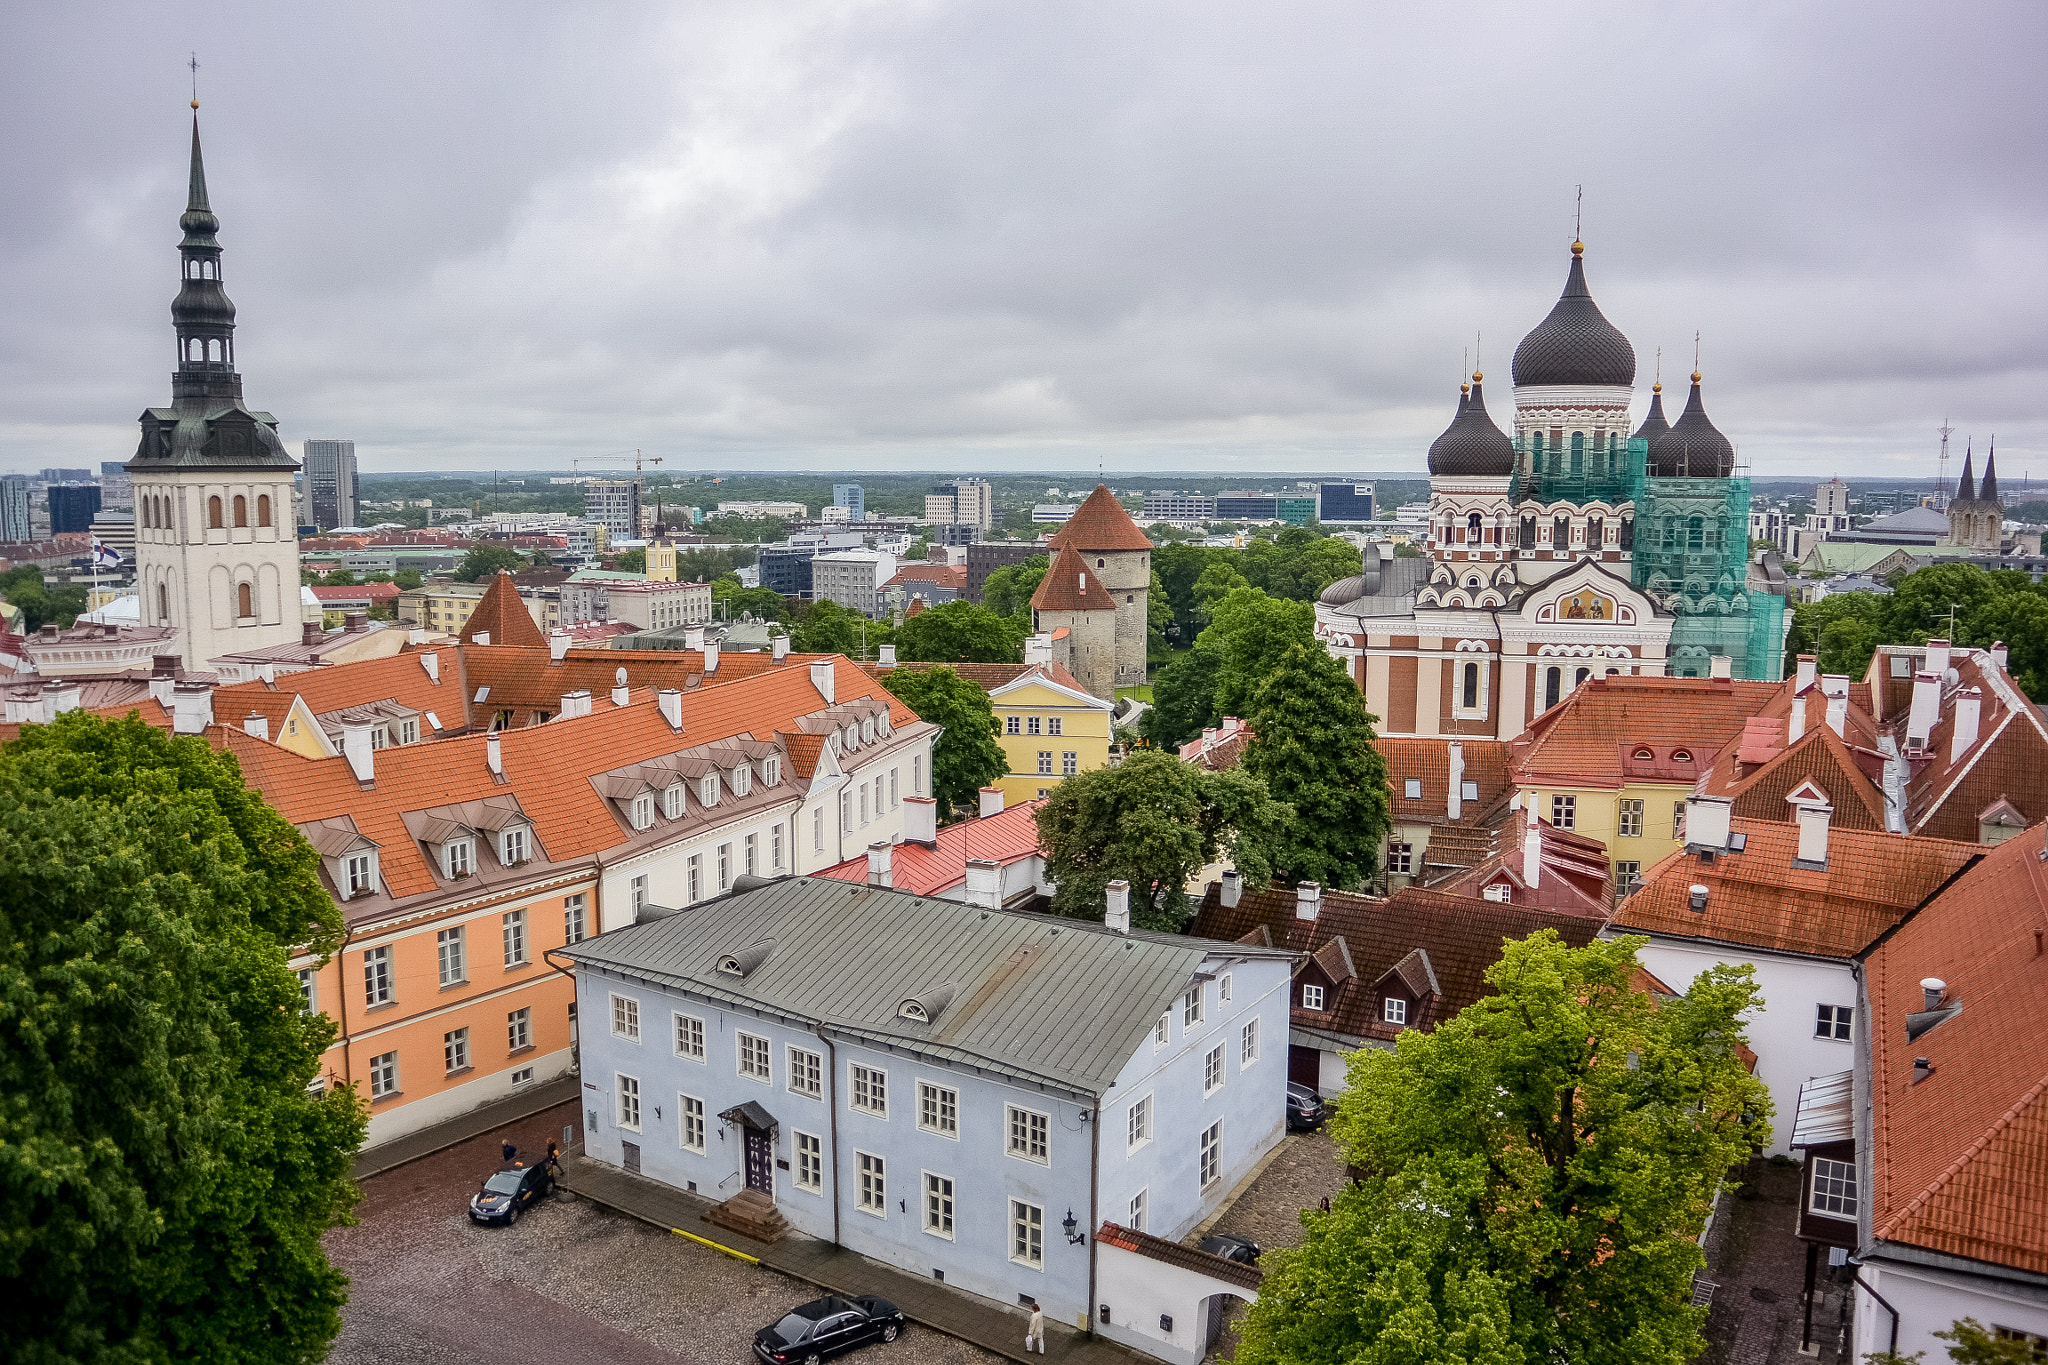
1511, 435, 1786, 681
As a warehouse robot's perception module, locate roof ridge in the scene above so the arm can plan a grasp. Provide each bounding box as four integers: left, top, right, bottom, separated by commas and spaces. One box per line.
1909, 709, 2017, 835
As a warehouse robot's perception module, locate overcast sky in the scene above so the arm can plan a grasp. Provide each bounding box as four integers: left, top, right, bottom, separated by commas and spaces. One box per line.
6, 2, 2044, 481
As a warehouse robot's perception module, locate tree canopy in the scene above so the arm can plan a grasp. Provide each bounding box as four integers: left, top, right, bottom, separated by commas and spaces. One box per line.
1235, 932, 1772, 1365
1032, 748, 1290, 930
1151, 531, 1359, 646
789, 598, 889, 658
0, 565, 90, 631
894, 601, 1027, 664
454, 542, 526, 582
1787, 561, 2048, 698
980, 555, 1049, 619
0, 713, 365, 1364
1243, 643, 1391, 889
877, 666, 1007, 820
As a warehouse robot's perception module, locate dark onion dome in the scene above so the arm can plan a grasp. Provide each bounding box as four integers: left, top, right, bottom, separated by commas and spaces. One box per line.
1427, 372, 1516, 477
1631, 382, 1671, 444
1648, 372, 1736, 477
1511, 242, 1637, 388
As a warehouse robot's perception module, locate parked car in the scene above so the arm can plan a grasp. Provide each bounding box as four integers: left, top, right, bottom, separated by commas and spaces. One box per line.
1286, 1081, 1325, 1131
468, 1162, 554, 1225
1198, 1233, 1262, 1265
754, 1295, 906, 1364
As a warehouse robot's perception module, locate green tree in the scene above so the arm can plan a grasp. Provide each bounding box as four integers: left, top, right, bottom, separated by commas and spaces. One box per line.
0, 713, 365, 1365
894, 601, 1027, 664
1152, 542, 1219, 639
1206, 587, 1319, 719
455, 542, 526, 582
1190, 561, 1249, 628
612, 547, 647, 573
1145, 569, 1175, 665
724, 586, 792, 623
319, 568, 359, 586
1141, 637, 1221, 748
1243, 644, 1391, 889
1033, 748, 1290, 930
790, 598, 889, 656
392, 568, 424, 590
980, 556, 1049, 619
0, 566, 88, 631
1235, 933, 1772, 1365
878, 666, 1006, 820
1933, 1317, 2048, 1363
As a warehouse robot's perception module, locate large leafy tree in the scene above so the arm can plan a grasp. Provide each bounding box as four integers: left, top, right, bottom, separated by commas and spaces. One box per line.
1140, 637, 1222, 749
0, 713, 365, 1365
1206, 587, 1319, 719
1033, 748, 1290, 930
1236, 932, 1772, 1365
455, 541, 526, 582
790, 598, 889, 658
878, 665, 1006, 820
980, 555, 1048, 619
894, 601, 1027, 664
1243, 643, 1390, 889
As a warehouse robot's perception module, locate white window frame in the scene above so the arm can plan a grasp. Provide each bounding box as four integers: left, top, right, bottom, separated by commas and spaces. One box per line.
922, 1170, 955, 1240
1552, 793, 1576, 830
364, 945, 392, 1007
679, 1093, 706, 1152
737, 1031, 772, 1083
631, 795, 654, 830
616, 1073, 642, 1132
1384, 996, 1409, 1025
687, 854, 702, 904
1199, 1119, 1222, 1190
1617, 797, 1644, 838
344, 851, 377, 897
1809, 1155, 1857, 1217
663, 783, 684, 819
701, 775, 720, 807
1183, 983, 1204, 1028
1006, 1103, 1050, 1165
772, 822, 785, 872
1219, 973, 1232, 1003
917, 1080, 959, 1138
764, 756, 781, 787
443, 838, 473, 878
856, 1150, 886, 1216
631, 874, 648, 916
789, 1046, 823, 1099
1047, 716, 1062, 736
745, 832, 758, 876
1615, 860, 1642, 895
500, 826, 528, 866
717, 844, 731, 892
1128, 1187, 1147, 1232
1404, 778, 1423, 799
368, 1050, 398, 1099
1388, 841, 1413, 875
1816, 1004, 1854, 1041
564, 893, 587, 944
850, 1063, 887, 1118
437, 926, 466, 986
1241, 1018, 1259, 1069
1127, 1094, 1152, 1152
1302, 984, 1325, 1010
1155, 1012, 1170, 1049
1010, 1199, 1044, 1270
296, 967, 317, 1014
1027, 715, 1042, 736
611, 992, 642, 1042
674, 1012, 706, 1061
1204, 1044, 1225, 1095
813, 807, 824, 852
501, 908, 527, 967
507, 1006, 532, 1052
1005, 714, 1022, 736
794, 1131, 823, 1192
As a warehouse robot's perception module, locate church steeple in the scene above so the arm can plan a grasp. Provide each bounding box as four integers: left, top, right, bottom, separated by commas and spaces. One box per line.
172, 111, 237, 387
1980, 445, 1999, 504
1955, 443, 1976, 502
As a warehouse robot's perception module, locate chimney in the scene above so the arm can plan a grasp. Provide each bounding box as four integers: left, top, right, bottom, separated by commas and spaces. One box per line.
684, 626, 706, 651
1793, 802, 1832, 867
148, 674, 177, 709
1926, 637, 1951, 677
611, 677, 631, 707
1221, 869, 1241, 909
1294, 881, 1322, 920
1795, 654, 1817, 694
1709, 654, 1733, 680
1913, 1057, 1936, 1084
168, 681, 209, 734
153, 653, 180, 678
703, 641, 719, 674
1023, 633, 1053, 666
44, 682, 82, 721
1825, 688, 1848, 738
1919, 977, 1947, 1012
772, 633, 790, 662
341, 722, 375, 782
1104, 879, 1132, 935
258, 661, 277, 686
472, 631, 491, 646
1523, 803, 1543, 889
408, 628, 427, 645
963, 858, 1002, 909
486, 732, 504, 776
1950, 687, 1982, 762
1990, 640, 2009, 672
558, 689, 588, 719
1907, 671, 1941, 749
344, 610, 369, 633
657, 688, 682, 730
1688, 883, 1710, 912
1685, 794, 1734, 851
1447, 741, 1465, 821
420, 651, 440, 683
1788, 692, 1807, 742
878, 643, 897, 668
866, 841, 893, 888
979, 786, 1005, 818
549, 631, 571, 662
902, 796, 938, 846
303, 622, 323, 646
244, 712, 270, 741
810, 659, 835, 704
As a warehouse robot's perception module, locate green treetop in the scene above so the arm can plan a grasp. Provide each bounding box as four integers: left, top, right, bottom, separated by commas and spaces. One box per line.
878, 665, 1006, 820
894, 601, 1028, 664
455, 542, 526, 582
1243, 642, 1390, 890
980, 555, 1049, 619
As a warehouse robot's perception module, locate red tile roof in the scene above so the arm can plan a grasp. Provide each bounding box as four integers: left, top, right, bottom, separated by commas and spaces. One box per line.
1096, 1222, 1263, 1292
1614, 818, 1980, 959
308, 582, 401, 603
1029, 543, 1118, 613
1048, 485, 1152, 554
1700, 715, 1891, 833
459, 571, 546, 648
814, 800, 1046, 897
1511, 675, 1787, 790
862, 660, 1091, 697
212, 646, 473, 737
1434, 811, 1612, 917
1380, 736, 1512, 825
1865, 826, 2048, 1274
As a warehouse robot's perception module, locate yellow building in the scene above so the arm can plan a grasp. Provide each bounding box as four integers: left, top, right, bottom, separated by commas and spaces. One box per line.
870, 659, 1117, 807
645, 540, 677, 582
418, 581, 558, 638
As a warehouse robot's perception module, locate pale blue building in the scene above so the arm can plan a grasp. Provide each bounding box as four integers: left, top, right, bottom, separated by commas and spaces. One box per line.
562, 876, 1296, 1332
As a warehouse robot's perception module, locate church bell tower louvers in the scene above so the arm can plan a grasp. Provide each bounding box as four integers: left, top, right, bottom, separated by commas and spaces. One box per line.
128, 106, 302, 670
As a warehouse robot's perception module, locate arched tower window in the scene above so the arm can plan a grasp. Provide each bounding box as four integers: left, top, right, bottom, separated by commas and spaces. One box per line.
156, 583, 169, 623
1575, 666, 1592, 687
1545, 666, 1562, 709
237, 582, 254, 619
233, 495, 248, 528
1687, 516, 1705, 552
1466, 512, 1482, 541
208, 496, 223, 529
1570, 431, 1585, 474
257, 495, 272, 528
1462, 662, 1479, 709
1554, 515, 1570, 548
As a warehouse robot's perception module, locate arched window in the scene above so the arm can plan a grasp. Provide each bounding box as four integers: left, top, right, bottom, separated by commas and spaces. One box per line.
1687, 516, 1705, 552
1545, 666, 1562, 709
232, 495, 248, 527
1570, 430, 1585, 474
237, 582, 253, 618
208, 496, 223, 529
257, 494, 272, 527
1554, 515, 1570, 548
156, 583, 169, 623
1462, 661, 1479, 709
1467, 512, 1482, 541
1575, 666, 1592, 687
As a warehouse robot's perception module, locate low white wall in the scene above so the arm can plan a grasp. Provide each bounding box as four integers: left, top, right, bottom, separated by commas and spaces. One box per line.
1096, 1239, 1251, 1365
1858, 1259, 2048, 1363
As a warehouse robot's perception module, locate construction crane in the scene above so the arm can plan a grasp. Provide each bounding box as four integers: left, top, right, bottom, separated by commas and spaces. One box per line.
571, 450, 666, 536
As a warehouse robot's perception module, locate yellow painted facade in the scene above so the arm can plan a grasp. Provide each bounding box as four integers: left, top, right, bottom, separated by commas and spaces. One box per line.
1512, 778, 1691, 894
989, 675, 1116, 806
645, 541, 677, 582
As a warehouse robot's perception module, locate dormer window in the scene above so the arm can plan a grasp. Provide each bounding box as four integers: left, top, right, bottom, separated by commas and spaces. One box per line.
344, 851, 379, 898
369, 729, 389, 751
1383, 997, 1408, 1025
844, 725, 858, 750
399, 718, 419, 745
663, 783, 685, 819
861, 717, 874, 744
1672, 749, 1692, 762
630, 795, 654, 830
701, 774, 720, 807
1633, 748, 1654, 761
762, 756, 781, 786
499, 826, 529, 866
443, 839, 474, 878
733, 765, 751, 797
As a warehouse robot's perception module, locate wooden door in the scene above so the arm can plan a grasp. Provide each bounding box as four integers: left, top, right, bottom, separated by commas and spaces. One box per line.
744, 1128, 773, 1193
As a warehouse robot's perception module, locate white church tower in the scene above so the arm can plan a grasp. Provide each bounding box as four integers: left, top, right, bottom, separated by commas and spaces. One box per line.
128, 106, 302, 670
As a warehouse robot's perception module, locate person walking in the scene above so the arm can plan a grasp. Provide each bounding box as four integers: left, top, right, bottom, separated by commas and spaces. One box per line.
1024, 1300, 1045, 1354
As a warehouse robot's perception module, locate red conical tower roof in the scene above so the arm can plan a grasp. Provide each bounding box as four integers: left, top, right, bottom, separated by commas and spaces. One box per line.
1050, 485, 1152, 553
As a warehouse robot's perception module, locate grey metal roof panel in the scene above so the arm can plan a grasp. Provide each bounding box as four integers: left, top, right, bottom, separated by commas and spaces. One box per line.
562, 877, 1293, 1095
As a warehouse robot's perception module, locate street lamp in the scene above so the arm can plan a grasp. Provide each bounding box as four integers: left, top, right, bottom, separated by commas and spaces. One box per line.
1063, 1209, 1085, 1245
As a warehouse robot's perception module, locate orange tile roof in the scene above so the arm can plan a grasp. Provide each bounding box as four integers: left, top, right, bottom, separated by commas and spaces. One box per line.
465, 645, 868, 726
1865, 827, 2048, 1274
1029, 542, 1117, 612
1511, 675, 1788, 789
814, 800, 1046, 897
1436, 813, 1612, 917
459, 571, 546, 648
1048, 485, 1152, 553
212, 645, 473, 735
1380, 736, 1512, 825
1615, 818, 1980, 959
1700, 719, 1890, 833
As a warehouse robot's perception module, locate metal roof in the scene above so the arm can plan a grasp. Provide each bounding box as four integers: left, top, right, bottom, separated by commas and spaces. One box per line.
1791, 1069, 1856, 1148
560, 876, 1296, 1098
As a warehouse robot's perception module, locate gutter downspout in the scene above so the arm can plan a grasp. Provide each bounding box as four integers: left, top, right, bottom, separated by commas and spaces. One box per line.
1852, 1269, 1901, 1356
335, 925, 354, 1093
820, 1030, 842, 1247
1087, 1096, 1101, 1337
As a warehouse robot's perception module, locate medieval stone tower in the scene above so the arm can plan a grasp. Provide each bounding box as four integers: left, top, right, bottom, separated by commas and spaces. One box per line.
1029, 542, 1121, 700
1043, 485, 1151, 696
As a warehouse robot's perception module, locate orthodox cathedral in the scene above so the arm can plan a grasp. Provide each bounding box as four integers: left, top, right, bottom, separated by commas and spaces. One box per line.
1316, 242, 1785, 742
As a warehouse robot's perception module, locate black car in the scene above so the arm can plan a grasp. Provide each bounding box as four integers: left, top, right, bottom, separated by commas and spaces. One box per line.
1286, 1081, 1326, 1131
1198, 1233, 1262, 1265
468, 1162, 554, 1225
754, 1295, 905, 1364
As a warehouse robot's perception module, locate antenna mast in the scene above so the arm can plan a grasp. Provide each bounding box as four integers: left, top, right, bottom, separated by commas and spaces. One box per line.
1936, 418, 1955, 510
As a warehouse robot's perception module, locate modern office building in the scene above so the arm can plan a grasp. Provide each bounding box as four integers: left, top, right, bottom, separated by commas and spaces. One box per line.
965, 541, 1047, 602
48, 483, 104, 535
302, 440, 358, 530
40, 467, 92, 483
1140, 493, 1218, 522
812, 548, 898, 618
832, 483, 865, 520
924, 479, 994, 530
1315, 482, 1376, 525
0, 476, 30, 542
99, 460, 135, 509
584, 481, 641, 542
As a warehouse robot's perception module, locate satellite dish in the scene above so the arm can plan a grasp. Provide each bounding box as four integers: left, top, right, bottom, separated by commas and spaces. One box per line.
615, 667, 627, 686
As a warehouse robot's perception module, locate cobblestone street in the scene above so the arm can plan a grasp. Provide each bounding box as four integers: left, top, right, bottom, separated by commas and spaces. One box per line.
1196, 1130, 1347, 1361
1697, 1157, 1856, 1365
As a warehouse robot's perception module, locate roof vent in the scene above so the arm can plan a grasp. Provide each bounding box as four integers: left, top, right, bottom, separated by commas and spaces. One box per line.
897, 983, 957, 1024
1912, 1056, 1936, 1084
1687, 884, 1710, 912
1920, 978, 1946, 1011
716, 939, 775, 978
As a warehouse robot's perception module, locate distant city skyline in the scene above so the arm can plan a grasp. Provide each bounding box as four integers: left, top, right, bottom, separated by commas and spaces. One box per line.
6, 4, 2043, 479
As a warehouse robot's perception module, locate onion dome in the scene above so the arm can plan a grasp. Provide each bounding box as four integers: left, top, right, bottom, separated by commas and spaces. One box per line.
1648, 372, 1735, 477
1631, 382, 1670, 444
1511, 242, 1636, 387
1427, 373, 1516, 477
1318, 574, 1364, 606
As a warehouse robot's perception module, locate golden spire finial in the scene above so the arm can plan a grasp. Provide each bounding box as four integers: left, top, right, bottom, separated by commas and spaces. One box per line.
188, 52, 200, 109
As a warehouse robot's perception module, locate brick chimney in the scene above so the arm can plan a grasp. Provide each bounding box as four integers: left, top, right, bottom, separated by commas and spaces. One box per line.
303, 622, 323, 646
810, 659, 835, 704
1926, 637, 1952, 677
549, 632, 571, 663
1709, 654, 1733, 680
703, 641, 719, 674
1788, 692, 1807, 742
486, 732, 504, 776
169, 681, 209, 735
772, 633, 790, 662
685, 625, 706, 652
